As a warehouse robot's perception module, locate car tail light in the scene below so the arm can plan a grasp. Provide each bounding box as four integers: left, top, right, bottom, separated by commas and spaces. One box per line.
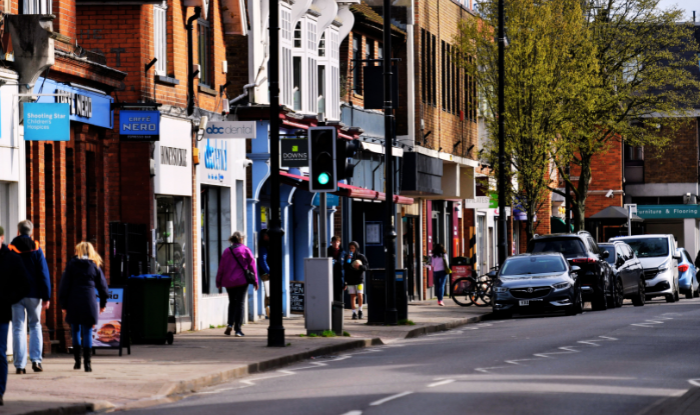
572, 258, 596, 264
678, 264, 689, 272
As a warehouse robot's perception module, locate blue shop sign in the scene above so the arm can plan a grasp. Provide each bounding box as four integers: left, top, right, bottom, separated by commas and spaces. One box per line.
636, 205, 700, 219
312, 193, 340, 207
119, 110, 161, 142
24, 103, 70, 141
33, 78, 113, 129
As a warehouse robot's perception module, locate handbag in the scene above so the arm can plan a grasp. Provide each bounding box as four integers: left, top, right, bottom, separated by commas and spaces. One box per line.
230, 246, 257, 285
443, 255, 452, 275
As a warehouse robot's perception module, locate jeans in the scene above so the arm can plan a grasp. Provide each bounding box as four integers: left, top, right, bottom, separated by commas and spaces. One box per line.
227, 285, 248, 332
71, 325, 93, 350
0, 323, 8, 397
11, 298, 43, 369
434, 270, 448, 301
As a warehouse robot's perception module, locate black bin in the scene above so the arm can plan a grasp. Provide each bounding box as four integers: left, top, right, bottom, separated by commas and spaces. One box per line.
452, 256, 469, 266
127, 274, 173, 345
367, 268, 408, 324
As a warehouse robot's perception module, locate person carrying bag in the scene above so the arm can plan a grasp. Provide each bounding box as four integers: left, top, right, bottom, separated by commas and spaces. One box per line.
216, 232, 258, 337
431, 244, 451, 306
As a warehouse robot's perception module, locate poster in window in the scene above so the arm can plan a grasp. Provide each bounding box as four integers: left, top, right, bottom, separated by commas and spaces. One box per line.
366, 222, 382, 246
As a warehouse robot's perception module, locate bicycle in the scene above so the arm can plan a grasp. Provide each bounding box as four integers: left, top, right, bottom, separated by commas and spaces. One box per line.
451, 267, 498, 307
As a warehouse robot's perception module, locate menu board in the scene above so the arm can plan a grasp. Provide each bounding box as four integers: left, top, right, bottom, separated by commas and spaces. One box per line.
93, 288, 124, 349
290, 281, 305, 314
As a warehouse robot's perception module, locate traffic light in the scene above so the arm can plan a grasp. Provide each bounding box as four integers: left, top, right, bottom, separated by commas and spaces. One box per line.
308, 127, 337, 192
336, 138, 362, 180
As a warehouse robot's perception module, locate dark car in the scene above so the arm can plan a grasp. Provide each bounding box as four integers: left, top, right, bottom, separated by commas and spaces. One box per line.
492, 253, 583, 318
526, 231, 613, 311
599, 242, 645, 307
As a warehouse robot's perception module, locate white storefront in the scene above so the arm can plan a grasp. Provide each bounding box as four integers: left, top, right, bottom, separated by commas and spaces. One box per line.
195, 135, 248, 330
153, 114, 194, 333
0, 68, 21, 359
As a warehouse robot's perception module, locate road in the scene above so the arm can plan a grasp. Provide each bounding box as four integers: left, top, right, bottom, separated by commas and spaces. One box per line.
128, 298, 700, 415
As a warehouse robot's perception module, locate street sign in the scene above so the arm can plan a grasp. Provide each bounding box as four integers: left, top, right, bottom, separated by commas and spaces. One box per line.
203, 121, 256, 139
281, 139, 309, 167
636, 204, 700, 219
24, 103, 70, 141
624, 204, 638, 215
119, 110, 160, 141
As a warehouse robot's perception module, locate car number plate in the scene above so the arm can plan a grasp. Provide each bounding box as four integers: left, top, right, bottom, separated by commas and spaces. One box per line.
519, 300, 529, 306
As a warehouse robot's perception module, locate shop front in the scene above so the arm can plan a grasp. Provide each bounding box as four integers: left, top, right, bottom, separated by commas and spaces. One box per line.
636, 205, 700, 256
154, 115, 194, 332
197, 136, 247, 329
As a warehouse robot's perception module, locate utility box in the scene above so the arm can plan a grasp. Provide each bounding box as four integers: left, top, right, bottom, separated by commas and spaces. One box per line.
304, 258, 333, 335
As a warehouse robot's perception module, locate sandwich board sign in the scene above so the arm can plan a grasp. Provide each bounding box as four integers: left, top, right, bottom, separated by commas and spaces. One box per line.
93, 287, 130, 355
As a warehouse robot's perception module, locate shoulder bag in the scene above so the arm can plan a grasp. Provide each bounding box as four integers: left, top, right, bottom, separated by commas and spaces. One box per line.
442, 254, 452, 274
230, 246, 257, 285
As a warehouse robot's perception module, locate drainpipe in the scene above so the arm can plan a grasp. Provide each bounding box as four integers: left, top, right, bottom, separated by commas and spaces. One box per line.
187, 7, 202, 116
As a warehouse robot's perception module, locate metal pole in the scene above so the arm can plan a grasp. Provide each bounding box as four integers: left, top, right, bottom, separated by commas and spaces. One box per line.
627, 205, 632, 236
565, 165, 571, 232
497, 0, 507, 265
268, 0, 285, 347
186, 7, 202, 116
320, 194, 328, 258
383, 0, 398, 325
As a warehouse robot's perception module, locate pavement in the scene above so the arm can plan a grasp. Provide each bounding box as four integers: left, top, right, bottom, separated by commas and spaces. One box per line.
0, 301, 490, 415
123, 297, 700, 415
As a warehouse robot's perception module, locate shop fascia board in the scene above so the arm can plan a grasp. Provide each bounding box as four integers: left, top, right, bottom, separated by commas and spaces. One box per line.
413, 144, 479, 168
361, 140, 403, 157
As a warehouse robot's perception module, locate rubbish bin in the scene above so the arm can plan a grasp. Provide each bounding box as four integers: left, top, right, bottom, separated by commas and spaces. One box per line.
367, 269, 408, 324
127, 274, 173, 345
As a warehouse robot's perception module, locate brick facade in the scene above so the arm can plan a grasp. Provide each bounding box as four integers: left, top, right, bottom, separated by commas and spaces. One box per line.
644, 119, 698, 184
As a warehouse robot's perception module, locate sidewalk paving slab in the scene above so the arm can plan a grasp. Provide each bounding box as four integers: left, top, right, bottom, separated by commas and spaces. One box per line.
1, 302, 489, 415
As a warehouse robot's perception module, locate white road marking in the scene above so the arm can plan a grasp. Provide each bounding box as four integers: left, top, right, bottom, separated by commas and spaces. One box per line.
428, 379, 455, 388
341, 411, 362, 415
688, 379, 700, 387
369, 391, 414, 406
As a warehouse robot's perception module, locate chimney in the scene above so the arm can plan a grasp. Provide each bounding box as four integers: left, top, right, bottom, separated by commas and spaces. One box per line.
694, 11, 696, 22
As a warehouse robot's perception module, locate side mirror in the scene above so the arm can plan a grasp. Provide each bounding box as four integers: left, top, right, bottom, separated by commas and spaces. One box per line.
486, 270, 498, 279
602, 251, 610, 259
571, 265, 581, 273
673, 254, 681, 261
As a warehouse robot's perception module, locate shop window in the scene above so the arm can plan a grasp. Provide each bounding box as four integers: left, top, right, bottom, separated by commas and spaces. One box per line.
366, 39, 374, 64
156, 196, 192, 318
198, 19, 211, 87
20, 0, 51, 14
154, 4, 167, 76
201, 186, 231, 295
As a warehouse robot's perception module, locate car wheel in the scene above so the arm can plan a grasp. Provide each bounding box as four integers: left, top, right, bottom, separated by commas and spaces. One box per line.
606, 280, 617, 309
666, 292, 676, 303
566, 287, 583, 315
614, 277, 624, 307
674, 283, 680, 302
632, 279, 645, 307
694, 288, 699, 298
686, 288, 694, 300
592, 284, 608, 311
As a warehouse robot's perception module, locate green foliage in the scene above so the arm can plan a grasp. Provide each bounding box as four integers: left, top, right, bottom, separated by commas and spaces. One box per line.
308, 333, 319, 338
343, 331, 351, 337
398, 319, 416, 326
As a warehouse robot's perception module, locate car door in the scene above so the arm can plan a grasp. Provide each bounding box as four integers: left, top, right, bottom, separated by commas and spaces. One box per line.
682, 249, 697, 290
620, 245, 636, 294
588, 236, 609, 291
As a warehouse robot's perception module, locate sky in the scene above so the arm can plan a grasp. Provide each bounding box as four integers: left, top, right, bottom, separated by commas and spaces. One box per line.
658, 0, 699, 21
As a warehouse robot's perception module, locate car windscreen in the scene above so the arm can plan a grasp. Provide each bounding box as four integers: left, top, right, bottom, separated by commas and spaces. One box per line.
599, 246, 616, 264
622, 238, 669, 258
529, 238, 587, 258
500, 256, 567, 276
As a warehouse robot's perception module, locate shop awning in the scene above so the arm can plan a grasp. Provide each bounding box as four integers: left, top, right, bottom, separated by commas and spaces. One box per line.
589, 206, 644, 222
280, 171, 415, 205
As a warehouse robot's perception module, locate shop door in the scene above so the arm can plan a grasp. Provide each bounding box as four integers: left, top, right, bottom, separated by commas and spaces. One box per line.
405, 217, 418, 300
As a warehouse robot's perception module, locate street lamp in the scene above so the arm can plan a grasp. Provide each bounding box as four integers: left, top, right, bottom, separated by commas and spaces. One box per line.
497, 0, 507, 265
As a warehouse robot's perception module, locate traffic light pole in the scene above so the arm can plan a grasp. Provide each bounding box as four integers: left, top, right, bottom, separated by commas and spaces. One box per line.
383, 0, 398, 326
320, 193, 327, 258
268, 0, 285, 347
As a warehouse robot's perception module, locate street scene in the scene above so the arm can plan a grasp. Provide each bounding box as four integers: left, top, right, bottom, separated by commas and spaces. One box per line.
1, 0, 700, 414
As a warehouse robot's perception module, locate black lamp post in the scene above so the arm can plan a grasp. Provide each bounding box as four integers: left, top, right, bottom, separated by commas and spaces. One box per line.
497, 0, 507, 265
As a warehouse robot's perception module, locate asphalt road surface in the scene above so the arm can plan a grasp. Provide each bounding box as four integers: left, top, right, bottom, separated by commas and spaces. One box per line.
128, 298, 700, 415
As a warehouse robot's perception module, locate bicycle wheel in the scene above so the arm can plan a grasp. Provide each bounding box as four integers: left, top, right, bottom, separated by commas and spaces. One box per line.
471, 279, 493, 307
451, 278, 474, 307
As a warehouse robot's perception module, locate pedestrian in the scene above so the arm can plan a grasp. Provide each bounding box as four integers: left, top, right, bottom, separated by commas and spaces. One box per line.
58, 242, 109, 373
8, 220, 51, 374
431, 244, 451, 306
258, 229, 271, 318
344, 241, 368, 320
327, 236, 346, 302
216, 231, 258, 337
0, 226, 31, 406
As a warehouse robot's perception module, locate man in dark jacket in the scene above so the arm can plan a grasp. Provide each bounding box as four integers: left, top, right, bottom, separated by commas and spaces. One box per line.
327, 236, 346, 303
0, 226, 31, 405
8, 220, 51, 374
343, 241, 368, 320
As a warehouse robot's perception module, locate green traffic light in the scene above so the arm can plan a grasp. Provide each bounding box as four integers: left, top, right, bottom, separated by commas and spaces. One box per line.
317, 172, 330, 185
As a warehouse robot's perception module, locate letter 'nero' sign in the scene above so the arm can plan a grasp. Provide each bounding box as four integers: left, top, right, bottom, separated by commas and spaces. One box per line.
119, 110, 161, 142
203, 121, 256, 139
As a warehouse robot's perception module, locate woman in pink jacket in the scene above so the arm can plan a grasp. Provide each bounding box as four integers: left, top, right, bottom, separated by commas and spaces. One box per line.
216, 232, 258, 337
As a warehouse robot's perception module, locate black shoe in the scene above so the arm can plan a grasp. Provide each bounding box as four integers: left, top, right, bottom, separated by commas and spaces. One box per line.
352, 313, 358, 320
224, 326, 232, 336
73, 345, 82, 370
83, 347, 92, 373
15, 368, 26, 374
32, 362, 43, 372
0, 394, 4, 406
358, 310, 363, 319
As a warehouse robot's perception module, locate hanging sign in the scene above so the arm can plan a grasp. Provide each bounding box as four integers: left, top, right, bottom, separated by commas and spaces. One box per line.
23, 103, 70, 141
203, 121, 256, 139
281, 139, 309, 167
120, 110, 161, 141
33, 78, 114, 129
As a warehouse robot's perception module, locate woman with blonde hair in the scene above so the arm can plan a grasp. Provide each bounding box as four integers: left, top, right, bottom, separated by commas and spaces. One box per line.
58, 242, 109, 372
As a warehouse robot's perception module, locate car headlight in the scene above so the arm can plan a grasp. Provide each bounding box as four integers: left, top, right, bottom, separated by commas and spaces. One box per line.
657, 265, 669, 274
552, 282, 571, 291
493, 287, 509, 293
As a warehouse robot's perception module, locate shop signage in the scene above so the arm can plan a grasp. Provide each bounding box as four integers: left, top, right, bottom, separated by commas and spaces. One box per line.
312, 193, 339, 207
200, 138, 232, 186
23, 103, 70, 141
281, 139, 309, 167
155, 116, 192, 197
160, 146, 188, 167
93, 287, 128, 355
636, 204, 700, 219
33, 78, 113, 129
119, 110, 161, 142
463, 196, 490, 209
203, 121, 256, 139
290, 281, 305, 314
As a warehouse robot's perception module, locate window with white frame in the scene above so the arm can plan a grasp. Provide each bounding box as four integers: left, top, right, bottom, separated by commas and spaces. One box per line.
318, 33, 326, 57
153, 4, 167, 76
294, 22, 302, 48
308, 57, 317, 114
280, 6, 293, 108
22, 0, 51, 14
293, 56, 302, 110
307, 20, 317, 51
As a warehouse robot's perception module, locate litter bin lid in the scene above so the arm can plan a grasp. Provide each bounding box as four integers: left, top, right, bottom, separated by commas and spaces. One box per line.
129, 274, 171, 279
452, 256, 470, 266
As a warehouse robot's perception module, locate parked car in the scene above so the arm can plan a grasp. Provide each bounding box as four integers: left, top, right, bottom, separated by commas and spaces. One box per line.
676, 248, 699, 299
527, 231, 613, 311
608, 235, 680, 303
599, 242, 645, 307
492, 253, 583, 318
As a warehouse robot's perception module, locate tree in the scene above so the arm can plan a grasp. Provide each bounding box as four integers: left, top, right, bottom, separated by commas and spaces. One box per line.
455, 0, 596, 241
552, 0, 700, 231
